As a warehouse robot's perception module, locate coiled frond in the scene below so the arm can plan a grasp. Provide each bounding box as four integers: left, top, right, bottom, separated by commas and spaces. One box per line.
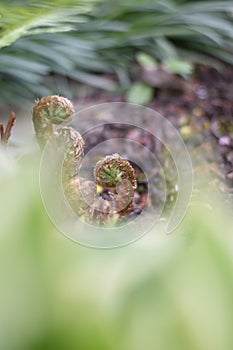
32, 95, 74, 148
32, 95, 137, 224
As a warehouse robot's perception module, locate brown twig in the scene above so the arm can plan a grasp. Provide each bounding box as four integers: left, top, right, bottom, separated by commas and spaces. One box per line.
0, 124, 3, 140
0, 112, 16, 145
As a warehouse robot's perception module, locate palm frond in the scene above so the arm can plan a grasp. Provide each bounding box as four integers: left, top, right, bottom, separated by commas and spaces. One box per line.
0, 0, 97, 48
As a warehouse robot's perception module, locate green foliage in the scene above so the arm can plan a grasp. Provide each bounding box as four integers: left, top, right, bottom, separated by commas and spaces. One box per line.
0, 0, 96, 48
164, 59, 193, 78
1, 0, 233, 105
1, 147, 233, 350
0, 33, 117, 104
136, 52, 158, 68
126, 82, 153, 105
99, 164, 123, 185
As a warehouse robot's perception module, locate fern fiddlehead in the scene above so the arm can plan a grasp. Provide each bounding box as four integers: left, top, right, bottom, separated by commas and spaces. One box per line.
32, 95, 137, 224
32, 95, 75, 148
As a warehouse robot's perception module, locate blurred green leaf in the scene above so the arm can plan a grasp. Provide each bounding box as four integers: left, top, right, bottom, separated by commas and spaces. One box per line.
165, 59, 193, 77
126, 82, 153, 105
136, 52, 157, 68
1, 147, 233, 350
0, 146, 233, 350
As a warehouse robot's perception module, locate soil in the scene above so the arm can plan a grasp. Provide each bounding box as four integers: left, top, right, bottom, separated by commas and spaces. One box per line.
76, 64, 233, 217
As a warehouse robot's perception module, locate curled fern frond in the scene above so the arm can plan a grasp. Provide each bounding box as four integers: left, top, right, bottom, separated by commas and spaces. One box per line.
32, 95, 137, 224
55, 126, 84, 180
32, 95, 75, 148
94, 154, 137, 190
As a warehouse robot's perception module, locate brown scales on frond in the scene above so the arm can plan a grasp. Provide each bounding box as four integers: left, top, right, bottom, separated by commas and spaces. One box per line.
32, 95, 137, 225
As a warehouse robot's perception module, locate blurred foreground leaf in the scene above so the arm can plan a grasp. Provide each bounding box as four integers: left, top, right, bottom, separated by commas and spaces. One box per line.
1, 147, 233, 350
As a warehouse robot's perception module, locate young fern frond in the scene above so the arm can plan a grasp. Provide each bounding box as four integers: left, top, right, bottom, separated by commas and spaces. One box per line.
32, 95, 75, 148
94, 154, 137, 190
32, 95, 137, 224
